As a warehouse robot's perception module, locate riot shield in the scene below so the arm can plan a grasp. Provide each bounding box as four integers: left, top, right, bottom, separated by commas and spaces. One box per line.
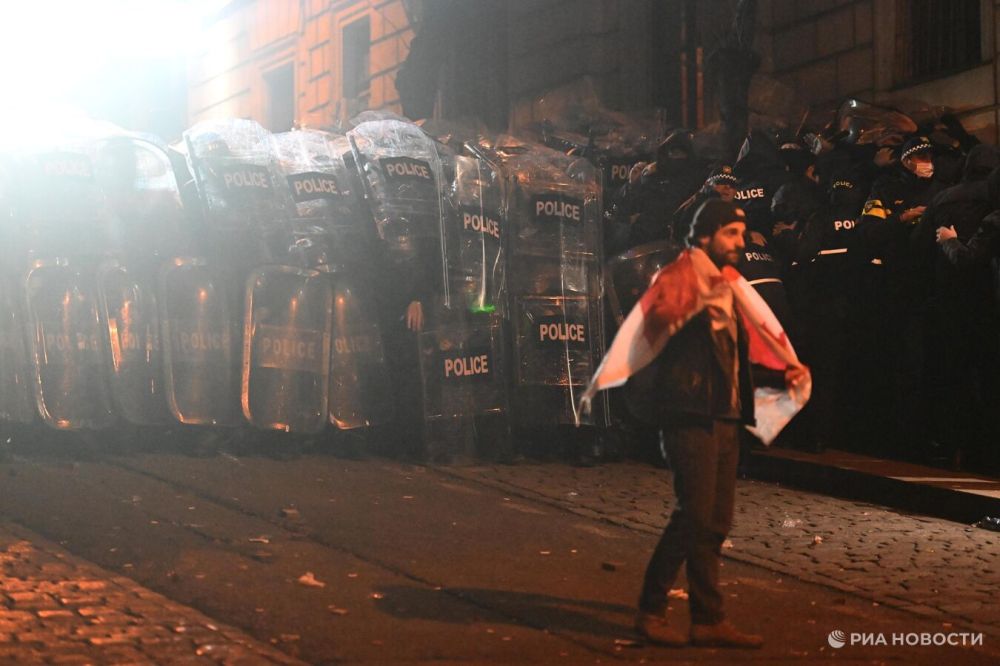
604, 240, 682, 326
181, 119, 300, 431
417, 314, 506, 421
241, 266, 331, 433
96, 260, 170, 425
183, 119, 292, 267
0, 165, 34, 425
90, 135, 191, 426
446, 155, 506, 316
159, 257, 237, 426
0, 277, 35, 425
24, 259, 115, 430
347, 119, 449, 306
10, 149, 116, 430
273, 130, 393, 430
477, 137, 609, 428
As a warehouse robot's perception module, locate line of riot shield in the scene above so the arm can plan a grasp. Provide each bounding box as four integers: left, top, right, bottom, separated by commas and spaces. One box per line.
477, 137, 609, 431
7, 148, 116, 430
273, 129, 391, 431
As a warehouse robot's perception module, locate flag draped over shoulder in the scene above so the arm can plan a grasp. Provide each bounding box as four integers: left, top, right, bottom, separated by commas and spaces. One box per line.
578, 248, 810, 444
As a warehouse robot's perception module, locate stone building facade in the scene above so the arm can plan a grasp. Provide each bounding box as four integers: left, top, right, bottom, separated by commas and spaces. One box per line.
186, 1, 1000, 142
187, 0, 413, 129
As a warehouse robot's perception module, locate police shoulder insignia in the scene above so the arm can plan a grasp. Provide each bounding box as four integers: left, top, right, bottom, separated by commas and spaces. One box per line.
863, 199, 887, 219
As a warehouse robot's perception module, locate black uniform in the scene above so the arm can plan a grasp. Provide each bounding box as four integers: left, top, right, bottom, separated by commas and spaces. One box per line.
791, 179, 867, 450
857, 150, 944, 455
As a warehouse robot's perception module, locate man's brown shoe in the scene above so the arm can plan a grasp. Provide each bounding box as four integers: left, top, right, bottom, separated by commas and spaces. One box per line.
634, 611, 687, 647
691, 620, 763, 648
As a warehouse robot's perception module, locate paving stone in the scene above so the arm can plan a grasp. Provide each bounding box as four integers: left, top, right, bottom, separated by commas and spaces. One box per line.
0, 521, 303, 665
438, 462, 1000, 634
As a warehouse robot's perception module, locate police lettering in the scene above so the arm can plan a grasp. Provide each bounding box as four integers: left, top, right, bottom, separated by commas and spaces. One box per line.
223, 170, 270, 190
735, 187, 765, 201
44, 332, 100, 353
610, 163, 634, 182
463, 212, 501, 239
334, 335, 372, 355
539, 322, 586, 343
292, 176, 338, 197
259, 336, 317, 362
443, 354, 489, 378
179, 330, 228, 354
833, 219, 856, 231
744, 251, 774, 262
385, 160, 431, 180
535, 199, 581, 222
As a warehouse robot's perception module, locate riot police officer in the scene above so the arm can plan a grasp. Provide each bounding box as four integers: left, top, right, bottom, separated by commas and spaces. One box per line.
857, 136, 944, 457
610, 129, 705, 248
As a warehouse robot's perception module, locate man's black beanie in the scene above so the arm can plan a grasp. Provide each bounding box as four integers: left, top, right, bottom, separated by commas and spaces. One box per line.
688, 199, 746, 246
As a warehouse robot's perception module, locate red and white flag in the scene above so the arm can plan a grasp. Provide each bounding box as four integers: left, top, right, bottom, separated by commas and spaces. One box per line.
579, 248, 810, 444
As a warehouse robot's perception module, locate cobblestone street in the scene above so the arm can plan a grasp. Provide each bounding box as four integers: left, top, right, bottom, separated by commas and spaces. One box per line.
439, 462, 1000, 636
0, 521, 300, 665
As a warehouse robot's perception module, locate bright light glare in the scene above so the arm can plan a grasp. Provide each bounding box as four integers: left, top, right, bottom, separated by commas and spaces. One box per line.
0, 0, 202, 141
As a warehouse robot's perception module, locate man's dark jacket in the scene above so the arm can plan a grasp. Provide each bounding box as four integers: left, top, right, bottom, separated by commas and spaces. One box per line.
625, 310, 756, 428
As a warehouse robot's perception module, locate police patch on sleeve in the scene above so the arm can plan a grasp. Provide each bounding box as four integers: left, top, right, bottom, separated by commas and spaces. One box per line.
862, 198, 886, 219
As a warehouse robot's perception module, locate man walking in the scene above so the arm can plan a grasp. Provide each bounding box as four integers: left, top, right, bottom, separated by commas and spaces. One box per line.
580, 199, 809, 648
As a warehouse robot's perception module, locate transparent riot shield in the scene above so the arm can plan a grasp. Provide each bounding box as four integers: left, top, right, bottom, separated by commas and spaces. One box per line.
182, 119, 297, 431
478, 137, 609, 428
241, 266, 331, 433
0, 166, 34, 425
24, 259, 115, 430
10, 149, 116, 430
347, 119, 449, 306
273, 130, 393, 430
96, 260, 169, 425
417, 314, 506, 420
159, 257, 236, 426
604, 240, 682, 326
447, 155, 506, 316
0, 277, 35, 425
183, 119, 291, 266
90, 135, 191, 426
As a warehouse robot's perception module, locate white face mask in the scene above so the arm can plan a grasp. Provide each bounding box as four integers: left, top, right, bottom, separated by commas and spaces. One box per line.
913, 162, 934, 179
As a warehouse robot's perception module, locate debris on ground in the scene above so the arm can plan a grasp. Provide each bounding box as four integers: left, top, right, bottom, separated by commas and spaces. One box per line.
297, 572, 325, 588
601, 561, 624, 572
668, 588, 688, 600
722, 539, 734, 549
973, 516, 1000, 531
248, 535, 271, 544
280, 507, 301, 519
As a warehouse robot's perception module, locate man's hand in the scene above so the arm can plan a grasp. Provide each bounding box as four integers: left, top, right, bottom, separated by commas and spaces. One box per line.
405, 300, 424, 332
628, 161, 648, 186
935, 225, 958, 244
899, 206, 926, 223
874, 146, 895, 168
785, 365, 809, 390
773, 221, 797, 236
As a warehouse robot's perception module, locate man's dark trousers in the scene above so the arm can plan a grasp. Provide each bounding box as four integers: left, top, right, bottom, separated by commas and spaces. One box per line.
639, 420, 740, 625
